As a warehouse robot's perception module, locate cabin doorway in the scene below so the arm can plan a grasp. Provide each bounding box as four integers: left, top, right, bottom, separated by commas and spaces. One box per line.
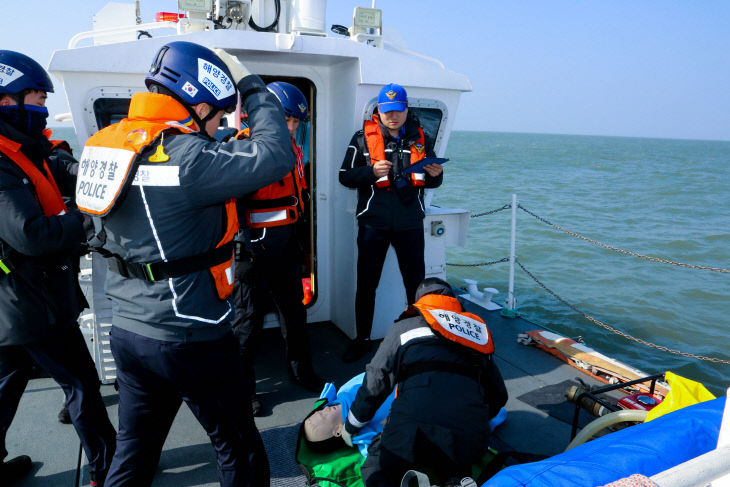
259, 75, 317, 310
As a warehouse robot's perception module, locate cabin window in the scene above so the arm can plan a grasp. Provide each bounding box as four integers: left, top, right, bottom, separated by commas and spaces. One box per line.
365, 97, 448, 152
93, 98, 131, 130
408, 107, 443, 143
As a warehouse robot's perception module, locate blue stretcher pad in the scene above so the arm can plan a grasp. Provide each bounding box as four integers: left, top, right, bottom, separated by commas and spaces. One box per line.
483, 397, 725, 487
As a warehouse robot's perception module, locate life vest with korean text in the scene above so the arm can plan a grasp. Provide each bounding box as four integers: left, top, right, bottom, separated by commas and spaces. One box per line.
75, 92, 238, 299
0, 134, 67, 216
242, 135, 306, 229
363, 114, 426, 189
412, 293, 495, 355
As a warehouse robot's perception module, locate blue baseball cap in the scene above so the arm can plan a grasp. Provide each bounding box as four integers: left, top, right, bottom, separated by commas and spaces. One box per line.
377, 83, 408, 113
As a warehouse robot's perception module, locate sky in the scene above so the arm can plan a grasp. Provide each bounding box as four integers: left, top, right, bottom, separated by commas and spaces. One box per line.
2, 0, 729, 141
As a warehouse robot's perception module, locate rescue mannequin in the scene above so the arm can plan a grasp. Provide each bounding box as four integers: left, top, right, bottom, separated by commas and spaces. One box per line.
77, 41, 295, 487
297, 373, 396, 487
299, 371, 507, 487
0, 50, 116, 486
339, 83, 444, 362
304, 403, 345, 442
342, 278, 508, 487
232, 81, 323, 417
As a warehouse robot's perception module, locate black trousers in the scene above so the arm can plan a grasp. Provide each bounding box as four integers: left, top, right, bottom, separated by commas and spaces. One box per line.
231, 244, 311, 395
0, 324, 116, 475
105, 327, 269, 487
355, 224, 425, 340
361, 430, 471, 487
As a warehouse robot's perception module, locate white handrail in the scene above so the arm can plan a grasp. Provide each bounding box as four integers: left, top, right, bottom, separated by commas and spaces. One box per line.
68, 21, 178, 49
650, 445, 730, 487
383, 41, 446, 69
506, 194, 517, 310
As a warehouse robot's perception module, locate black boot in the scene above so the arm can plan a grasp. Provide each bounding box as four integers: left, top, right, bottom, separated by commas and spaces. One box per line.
251, 394, 263, 417
289, 361, 325, 393
58, 403, 71, 424
90, 470, 105, 487
342, 338, 372, 363
0, 455, 32, 484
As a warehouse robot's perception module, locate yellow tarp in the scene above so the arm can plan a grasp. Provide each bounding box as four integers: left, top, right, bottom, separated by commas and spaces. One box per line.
645, 371, 716, 422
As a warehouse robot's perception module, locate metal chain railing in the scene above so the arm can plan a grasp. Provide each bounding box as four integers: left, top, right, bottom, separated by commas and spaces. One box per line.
517, 203, 730, 274
470, 204, 511, 218
446, 257, 509, 268
517, 258, 730, 365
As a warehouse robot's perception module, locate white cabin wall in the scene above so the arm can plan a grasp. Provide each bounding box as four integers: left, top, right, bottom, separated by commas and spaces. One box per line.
328, 61, 368, 339
56, 72, 144, 146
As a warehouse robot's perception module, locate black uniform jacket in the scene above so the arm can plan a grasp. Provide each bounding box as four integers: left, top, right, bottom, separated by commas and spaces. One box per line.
347, 311, 508, 465
339, 113, 443, 231
0, 120, 86, 346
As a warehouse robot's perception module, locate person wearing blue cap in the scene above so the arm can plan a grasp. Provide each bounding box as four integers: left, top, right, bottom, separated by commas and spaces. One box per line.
339, 83, 444, 362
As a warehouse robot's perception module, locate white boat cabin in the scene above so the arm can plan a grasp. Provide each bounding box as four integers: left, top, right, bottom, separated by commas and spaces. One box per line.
49, 1, 471, 381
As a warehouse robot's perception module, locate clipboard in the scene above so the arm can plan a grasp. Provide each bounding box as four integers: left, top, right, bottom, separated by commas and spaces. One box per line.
401, 157, 449, 174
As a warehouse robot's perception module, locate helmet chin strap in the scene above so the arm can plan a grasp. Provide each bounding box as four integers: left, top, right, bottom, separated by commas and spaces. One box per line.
198, 104, 220, 128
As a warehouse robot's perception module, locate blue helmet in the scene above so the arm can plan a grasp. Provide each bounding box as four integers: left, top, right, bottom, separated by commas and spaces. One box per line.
145, 41, 237, 112
0, 50, 54, 97
267, 81, 308, 120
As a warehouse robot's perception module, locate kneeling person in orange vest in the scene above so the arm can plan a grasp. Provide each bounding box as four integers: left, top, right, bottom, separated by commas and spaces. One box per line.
342, 278, 508, 487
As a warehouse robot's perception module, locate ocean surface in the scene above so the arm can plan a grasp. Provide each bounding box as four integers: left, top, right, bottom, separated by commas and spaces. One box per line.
439, 131, 730, 394
53, 126, 729, 394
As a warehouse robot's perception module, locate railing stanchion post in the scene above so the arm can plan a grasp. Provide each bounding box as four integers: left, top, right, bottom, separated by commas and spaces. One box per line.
502, 194, 519, 318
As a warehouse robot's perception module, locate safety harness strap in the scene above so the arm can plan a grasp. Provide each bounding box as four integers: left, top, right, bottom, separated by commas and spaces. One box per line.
107, 241, 234, 282
0, 251, 19, 275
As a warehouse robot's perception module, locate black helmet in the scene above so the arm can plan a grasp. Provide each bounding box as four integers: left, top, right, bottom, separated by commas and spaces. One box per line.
0, 50, 54, 97
415, 277, 455, 301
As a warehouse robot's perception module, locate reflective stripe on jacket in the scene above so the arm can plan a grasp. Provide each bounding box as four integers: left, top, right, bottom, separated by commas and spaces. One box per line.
363, 114, 426, 188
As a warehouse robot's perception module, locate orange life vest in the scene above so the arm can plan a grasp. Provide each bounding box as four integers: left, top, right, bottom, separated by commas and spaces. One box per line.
363, 114, 427, 189
77, 92, 198, 217
43, 128, 74, 155
412, 294, 495, 355
243, 135, 306, 229
78, 92, 238, 299
0, 134, 67, 216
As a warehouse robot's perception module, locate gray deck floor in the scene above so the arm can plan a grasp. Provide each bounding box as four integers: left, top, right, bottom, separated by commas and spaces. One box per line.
8, 304, 611, 486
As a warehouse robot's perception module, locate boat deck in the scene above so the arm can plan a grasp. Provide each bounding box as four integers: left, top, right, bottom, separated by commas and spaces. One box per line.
9, 302, 610, 486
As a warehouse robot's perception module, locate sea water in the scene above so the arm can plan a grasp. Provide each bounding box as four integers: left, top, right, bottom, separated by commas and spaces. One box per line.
53, 126, 729, 393
439, 131, 730, 394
